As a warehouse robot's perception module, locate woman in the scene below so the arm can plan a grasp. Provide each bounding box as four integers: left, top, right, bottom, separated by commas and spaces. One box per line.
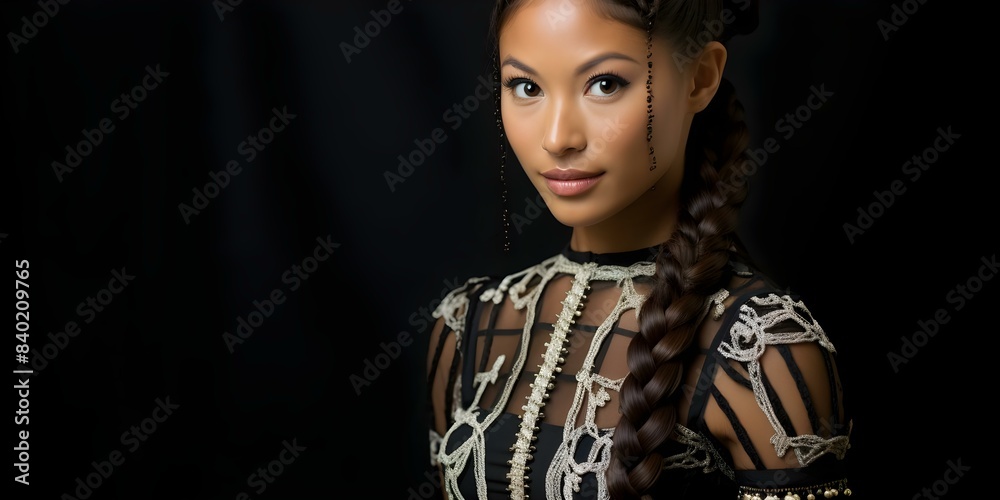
425, 1, 853, 498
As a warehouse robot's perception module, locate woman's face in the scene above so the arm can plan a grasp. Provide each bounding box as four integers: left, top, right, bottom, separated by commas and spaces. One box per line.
498, 0, 694, 230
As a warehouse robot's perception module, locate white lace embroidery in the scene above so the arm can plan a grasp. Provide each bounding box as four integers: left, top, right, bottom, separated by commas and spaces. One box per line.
435, 255, 659, 499
436, 259, 558, 500
434, 263, 847, 498
434, 276, 491, 350
717, 293, 849, 466
544, 375, 620, 500
542, 273, 650, 500
662, 424, 734, 480
437, 355, 506, 500
430, 429, 442, 467
509, 262, 596, 499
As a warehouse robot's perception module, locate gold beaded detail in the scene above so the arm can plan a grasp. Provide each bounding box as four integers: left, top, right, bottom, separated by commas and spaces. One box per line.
507, 265, 594, 499
737, 479, 851, 500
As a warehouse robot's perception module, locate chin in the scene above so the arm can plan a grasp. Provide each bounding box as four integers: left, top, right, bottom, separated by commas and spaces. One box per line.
546, 206, 613, 229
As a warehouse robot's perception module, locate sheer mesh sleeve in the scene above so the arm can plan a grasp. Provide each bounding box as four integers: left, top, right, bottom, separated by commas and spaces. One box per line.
426, 312, 455, 458
687, 284, 853, 498
425, 276, 491, 467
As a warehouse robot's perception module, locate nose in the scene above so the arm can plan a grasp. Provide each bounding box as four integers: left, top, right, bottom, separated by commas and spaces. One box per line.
541, 100, 586, 156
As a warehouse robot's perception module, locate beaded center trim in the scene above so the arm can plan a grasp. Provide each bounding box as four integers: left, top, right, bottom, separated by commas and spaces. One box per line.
506, 263, 595, 499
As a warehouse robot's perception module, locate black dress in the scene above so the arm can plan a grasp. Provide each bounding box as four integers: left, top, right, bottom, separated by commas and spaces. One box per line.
425, 243, 852, 499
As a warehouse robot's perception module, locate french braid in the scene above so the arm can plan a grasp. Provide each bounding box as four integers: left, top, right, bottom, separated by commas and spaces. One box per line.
608, 75, 750, 499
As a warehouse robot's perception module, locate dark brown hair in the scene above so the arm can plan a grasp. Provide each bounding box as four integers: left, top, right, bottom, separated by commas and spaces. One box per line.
490, 0, 758, 498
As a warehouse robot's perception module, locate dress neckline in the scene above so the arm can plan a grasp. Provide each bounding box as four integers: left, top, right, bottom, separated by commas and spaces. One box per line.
559, 242, 663, 267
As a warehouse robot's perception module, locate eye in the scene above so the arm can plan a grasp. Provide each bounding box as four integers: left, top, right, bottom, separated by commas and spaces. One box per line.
586, 72, 630, 98
503, 76, 542, 99
514, 81, 542, 98
588, 79, 620, 96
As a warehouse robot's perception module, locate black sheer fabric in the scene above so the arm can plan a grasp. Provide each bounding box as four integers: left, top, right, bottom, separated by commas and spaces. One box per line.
426, 243, 851, 499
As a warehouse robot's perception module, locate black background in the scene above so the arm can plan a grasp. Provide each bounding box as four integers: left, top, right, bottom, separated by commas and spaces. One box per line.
5, 0, 987, 498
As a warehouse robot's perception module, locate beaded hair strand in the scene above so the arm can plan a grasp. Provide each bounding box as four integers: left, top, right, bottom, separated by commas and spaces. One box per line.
644, 3, 657, 171
494, 48, 512, 254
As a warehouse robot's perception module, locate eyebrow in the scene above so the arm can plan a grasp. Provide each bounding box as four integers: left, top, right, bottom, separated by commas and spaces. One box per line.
500, 52, 639, 76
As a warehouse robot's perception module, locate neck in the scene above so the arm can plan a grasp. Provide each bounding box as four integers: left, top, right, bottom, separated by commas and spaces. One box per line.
569, 182, 681, 254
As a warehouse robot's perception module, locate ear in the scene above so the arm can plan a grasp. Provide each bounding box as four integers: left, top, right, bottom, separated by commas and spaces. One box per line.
685, 41, 727, 113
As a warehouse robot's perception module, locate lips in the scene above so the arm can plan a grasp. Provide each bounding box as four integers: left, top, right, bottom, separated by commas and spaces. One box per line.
540, 169, 604, 196
540, 168, 602, 181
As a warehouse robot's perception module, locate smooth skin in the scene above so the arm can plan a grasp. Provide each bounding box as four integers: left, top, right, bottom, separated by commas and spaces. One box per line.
499, 0, 727, 254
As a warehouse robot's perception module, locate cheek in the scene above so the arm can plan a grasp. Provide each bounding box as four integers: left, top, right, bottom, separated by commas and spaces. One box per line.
501, 109, 538, 169
588, 104, 656, 169
649, 95, 687, 161
593, 80, 683, 165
